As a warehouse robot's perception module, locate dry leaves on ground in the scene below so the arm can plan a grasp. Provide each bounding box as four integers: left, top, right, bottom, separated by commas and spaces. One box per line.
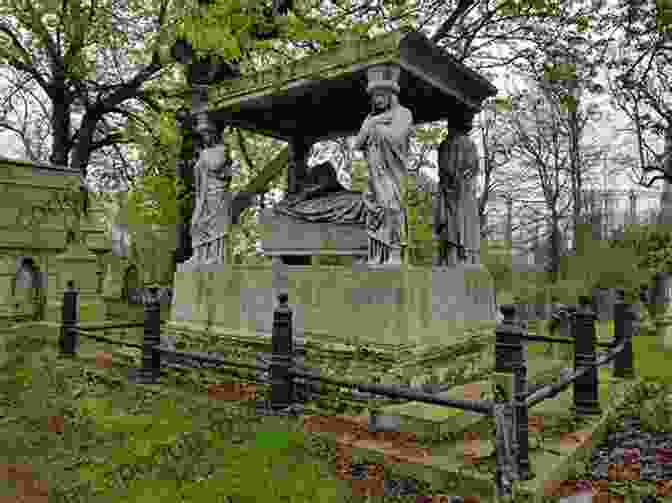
206, 383, 257, 401
95, 352, 113, 370
0, 464, 49, 503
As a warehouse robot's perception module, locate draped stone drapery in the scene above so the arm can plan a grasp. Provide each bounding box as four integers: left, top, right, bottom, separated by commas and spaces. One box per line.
273, 161, 367, 225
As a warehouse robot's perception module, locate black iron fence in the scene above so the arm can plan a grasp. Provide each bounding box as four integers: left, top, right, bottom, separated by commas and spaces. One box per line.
56, 280, 638, 501
494, 292, 636, 486
57, 280, 166, 358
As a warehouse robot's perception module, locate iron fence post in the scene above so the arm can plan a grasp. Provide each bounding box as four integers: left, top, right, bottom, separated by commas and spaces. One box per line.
271, 293, 294, 411
567, 305, 577, 360
558, 308, 572, 360
495, 305, 519, 373
59, 280, 79, 356
613, 290, 636, 379
512, 313, 531, 481
128, 286, 162, 384
494, 305, 532, 480
572, 296, 601, 416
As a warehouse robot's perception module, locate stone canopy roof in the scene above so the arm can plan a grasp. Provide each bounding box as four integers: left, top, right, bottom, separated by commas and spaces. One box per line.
208, 30, 498, 144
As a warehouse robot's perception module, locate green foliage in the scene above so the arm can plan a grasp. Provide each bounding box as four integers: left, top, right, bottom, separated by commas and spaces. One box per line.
403, 174, 434, 266
608, 223, 672, 285
75, 397, 347, 503
106, 171, 185, 284
123, 172, 185, 228
640, 389, 672, 433
555, 233, 646, 303
480, 240, 515, 294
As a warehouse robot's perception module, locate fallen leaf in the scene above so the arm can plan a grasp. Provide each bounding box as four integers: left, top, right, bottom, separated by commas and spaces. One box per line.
657, 479, 672, 497
95, 352, 113, 369
0, 464, 33, 481
608, 463, 640, 481
528, 415, 544, 434
462, 383, 482, 401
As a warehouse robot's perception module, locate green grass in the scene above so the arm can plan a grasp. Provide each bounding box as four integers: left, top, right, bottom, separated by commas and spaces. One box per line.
0, 331, 374, 503
1, 316, 671, 503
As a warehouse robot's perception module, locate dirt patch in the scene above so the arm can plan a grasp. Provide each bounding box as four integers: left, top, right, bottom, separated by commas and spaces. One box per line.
0, 463, 49, 503
206, 383, 258, 401
302, 415, 431, 462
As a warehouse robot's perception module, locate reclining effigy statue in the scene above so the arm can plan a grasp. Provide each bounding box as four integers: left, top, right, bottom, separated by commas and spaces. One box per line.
274, 64, 415, 267
274, 161, 366, 225
270, 63, 483, 270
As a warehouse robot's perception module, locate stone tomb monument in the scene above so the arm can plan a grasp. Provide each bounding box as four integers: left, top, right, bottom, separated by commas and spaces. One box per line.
167, 31, 498, 379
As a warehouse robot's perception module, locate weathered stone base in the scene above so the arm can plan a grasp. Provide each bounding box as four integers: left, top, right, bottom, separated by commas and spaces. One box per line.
166, 262, 497, 391
169, 263, 494, 342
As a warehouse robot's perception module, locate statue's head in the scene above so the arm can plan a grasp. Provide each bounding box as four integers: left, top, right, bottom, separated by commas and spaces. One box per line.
366, 65, 400, 112
200, 130, 220, 148
371, 90, 394, 112
194, 113, 221, 148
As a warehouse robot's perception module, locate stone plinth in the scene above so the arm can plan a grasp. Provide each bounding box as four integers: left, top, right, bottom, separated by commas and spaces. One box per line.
46, 241, 105, 322
259, 208, 368, 261
167, 262, 496, 349
178, 201, 232, 273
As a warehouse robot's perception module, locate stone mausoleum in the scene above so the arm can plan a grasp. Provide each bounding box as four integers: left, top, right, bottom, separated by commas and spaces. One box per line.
166, 30, 500, 387
0, 156, 151, 327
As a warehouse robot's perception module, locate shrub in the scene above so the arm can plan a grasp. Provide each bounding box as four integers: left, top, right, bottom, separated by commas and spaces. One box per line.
608, 222, 672, 285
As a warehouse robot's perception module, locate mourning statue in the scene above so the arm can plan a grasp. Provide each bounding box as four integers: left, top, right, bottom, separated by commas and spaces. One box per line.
434, 131, 461, 267
190, 115, 235, 262
274, 161, 366, 225
435, 126, 481, 266
353, 64, 414, 266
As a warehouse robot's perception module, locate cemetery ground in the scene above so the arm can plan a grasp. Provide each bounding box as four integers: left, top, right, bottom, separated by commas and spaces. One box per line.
0, 318, 671, 502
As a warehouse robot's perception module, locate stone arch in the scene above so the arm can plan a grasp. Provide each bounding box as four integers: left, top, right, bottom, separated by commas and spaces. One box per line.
122, 264, 141, 303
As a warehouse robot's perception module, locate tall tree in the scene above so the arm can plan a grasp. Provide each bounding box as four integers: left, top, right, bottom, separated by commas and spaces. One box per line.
599, 0, 671, 222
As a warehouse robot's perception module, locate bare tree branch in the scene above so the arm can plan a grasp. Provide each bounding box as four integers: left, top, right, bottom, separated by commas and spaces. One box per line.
430, 0, 477, 44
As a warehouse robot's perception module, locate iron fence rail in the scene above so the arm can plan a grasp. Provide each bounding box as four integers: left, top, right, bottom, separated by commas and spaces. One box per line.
288, 367, 494, 414
77, 322, 147, 330
520, 333, 618, 348
72, 329, 144, 350
55, 278, 639, 502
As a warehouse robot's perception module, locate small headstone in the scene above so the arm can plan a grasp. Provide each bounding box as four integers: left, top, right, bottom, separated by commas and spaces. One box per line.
369, 412, 400, 433
351, 389, 378, 400
160, 335, 176, 350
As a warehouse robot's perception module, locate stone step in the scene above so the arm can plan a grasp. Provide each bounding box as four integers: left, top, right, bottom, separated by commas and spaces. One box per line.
303, 366, 641, 503
373, 357, 572, 443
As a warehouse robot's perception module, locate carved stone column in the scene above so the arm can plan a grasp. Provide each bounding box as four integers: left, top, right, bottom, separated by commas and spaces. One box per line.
172, 40, 240, 270
182, 115, 233, 271
435, 111, 482, 267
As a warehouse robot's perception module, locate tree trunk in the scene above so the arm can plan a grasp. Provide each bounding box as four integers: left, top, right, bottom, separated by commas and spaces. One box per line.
69, 112, 101, 217
547, 215, 561, 283
658, 126, 672, 226
49, 83, 72, 167
570, 108, 582, 253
